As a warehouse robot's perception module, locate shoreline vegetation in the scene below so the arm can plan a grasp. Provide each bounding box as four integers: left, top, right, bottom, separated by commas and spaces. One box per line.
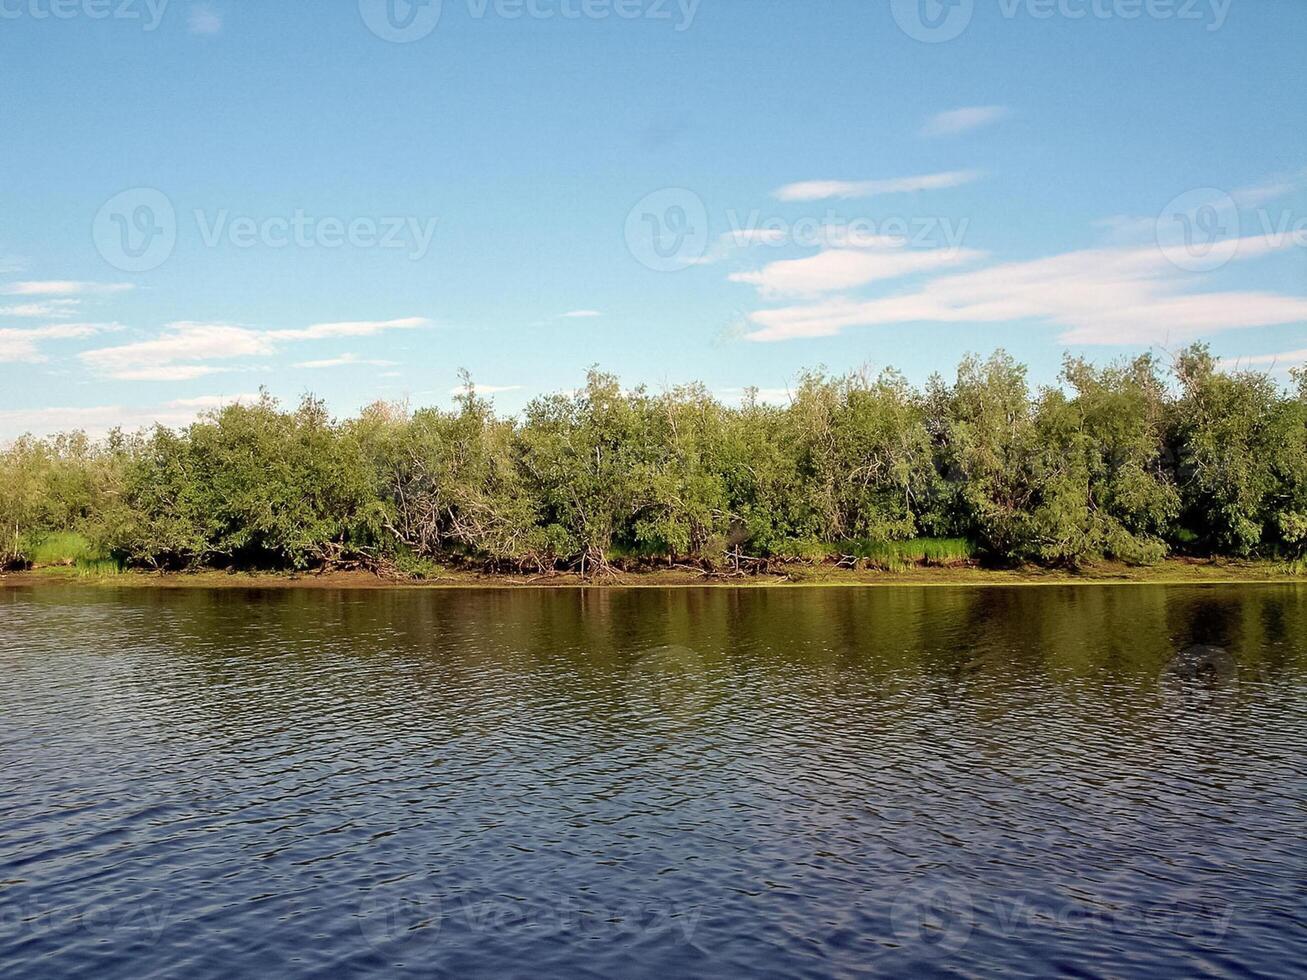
2, 559, 1305, 590
4, 346, 1307, 581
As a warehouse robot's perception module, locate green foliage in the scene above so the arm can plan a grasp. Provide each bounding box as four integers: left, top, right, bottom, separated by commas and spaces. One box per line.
933, 352, 1041, 560
849, 537, 976, 570
1171, 346, 1307, 556
1025, 355, 1179, 566
0, 434, 108, 567
2, 348, 1304, 575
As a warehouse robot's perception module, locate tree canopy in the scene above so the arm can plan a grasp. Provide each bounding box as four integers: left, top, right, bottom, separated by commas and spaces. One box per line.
4, 346, 1305, 574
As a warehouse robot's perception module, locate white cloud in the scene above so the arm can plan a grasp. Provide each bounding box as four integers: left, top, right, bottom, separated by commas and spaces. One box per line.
716, 386, 793, 406
1224, 349, 1307, 371
557, 310, 603, 319
80, 322, 274, 380
0, 300, 82, 318
80, 317, 430, 380
293, 353, 399, 369
730, 247, 984, 297
718, 229, 789, 248
450, 384, 522, 395
1097, 171, 1307, 246
0, 281, 133, 296
0, 393, 262, 442
188, 4, 222, 34
772, 171, 979, 202
272, 317, 430, 341
742, 233, 1307, 345
1231, 170, 1307, 208
0, 323, 120, 363
920, 106, 1011, 138
684, 230, 789, 267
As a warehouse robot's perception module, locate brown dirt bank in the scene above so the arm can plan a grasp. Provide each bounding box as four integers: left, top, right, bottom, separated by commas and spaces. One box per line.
2, 559, 1303, 590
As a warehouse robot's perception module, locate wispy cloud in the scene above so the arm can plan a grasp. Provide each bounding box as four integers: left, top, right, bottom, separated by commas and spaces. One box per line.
920, 106, 1011, 138
742, 234, 1307, 345
0, 281, 133, 297
80, 317, 430, 381
0, 323, 120, 363
188, 4, 222, 34
729, 247, 984, 297
557, 310, 603, 319
1228, 348, 1307, 372
1231, 169, 1307, 208
293, 353, 400, 369
272, 317, 429, 341
0, 300, 82, 318
80, 322, 273, 381
772, 171, 979, 203
0, 393, 261, 442
1097, 170, 1307, 245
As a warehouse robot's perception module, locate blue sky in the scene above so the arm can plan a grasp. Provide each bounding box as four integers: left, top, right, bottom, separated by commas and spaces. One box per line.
2, 0, 1305, 437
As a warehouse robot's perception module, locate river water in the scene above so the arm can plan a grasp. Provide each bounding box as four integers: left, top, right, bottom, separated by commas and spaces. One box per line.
1, 584, 1303, 978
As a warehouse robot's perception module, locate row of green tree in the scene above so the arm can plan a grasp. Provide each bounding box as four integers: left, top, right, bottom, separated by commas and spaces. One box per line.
3, 346, 1306, 574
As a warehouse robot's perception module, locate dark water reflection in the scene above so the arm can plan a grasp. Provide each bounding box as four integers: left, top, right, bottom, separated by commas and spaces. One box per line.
1, 584, 1304, 978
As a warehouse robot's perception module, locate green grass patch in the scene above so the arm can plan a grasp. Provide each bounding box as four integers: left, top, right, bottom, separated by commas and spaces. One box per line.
73, 557, 125, 577
391, 550, 444, 580
25, 531, 97, 565
844, 537, 976, 570
20, 532, 123, 575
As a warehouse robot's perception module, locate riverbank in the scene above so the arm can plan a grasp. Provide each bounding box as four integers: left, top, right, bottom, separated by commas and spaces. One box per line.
2, 559, 1303, 590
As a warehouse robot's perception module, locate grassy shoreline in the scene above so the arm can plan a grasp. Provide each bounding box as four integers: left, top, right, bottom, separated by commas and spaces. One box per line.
3, 559, 1303, 590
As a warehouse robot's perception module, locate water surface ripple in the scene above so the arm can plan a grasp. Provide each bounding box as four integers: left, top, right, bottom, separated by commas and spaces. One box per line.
1, 585, 1304, 978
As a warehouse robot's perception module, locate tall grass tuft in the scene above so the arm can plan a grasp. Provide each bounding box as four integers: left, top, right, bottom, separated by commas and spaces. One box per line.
23, 532, 123, 576
846, 538, 976, 570
26, 532, 97, 565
